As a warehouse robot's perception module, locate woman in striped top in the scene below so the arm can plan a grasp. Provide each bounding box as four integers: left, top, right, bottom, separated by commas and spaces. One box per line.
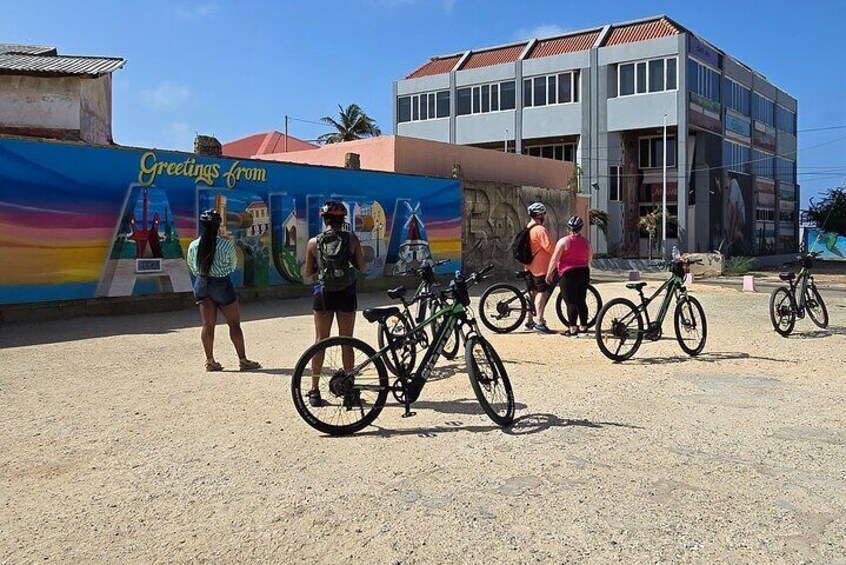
187, 209, 260, 372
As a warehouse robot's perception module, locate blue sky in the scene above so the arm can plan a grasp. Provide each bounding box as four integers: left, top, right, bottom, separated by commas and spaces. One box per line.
2, 0, 844, 207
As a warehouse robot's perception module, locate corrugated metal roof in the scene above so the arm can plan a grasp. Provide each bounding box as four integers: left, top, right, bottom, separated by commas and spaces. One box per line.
0, 43, 57, 55
406, 55, 462, 79
0, 53, 125, 76
461, 44, 526, 70
526, 31, 600, 59
604, 17, 680, 46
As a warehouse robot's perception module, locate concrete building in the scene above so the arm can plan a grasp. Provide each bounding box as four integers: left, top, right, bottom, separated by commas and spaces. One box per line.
393, 15, 799, 257
0, 44, 125, 145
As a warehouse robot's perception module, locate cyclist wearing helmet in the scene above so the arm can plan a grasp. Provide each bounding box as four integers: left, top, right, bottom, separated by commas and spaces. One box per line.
304, 200, 365, 406
524, 202, 555, 334
546, 215, 593, 337
186, 209, 261, 372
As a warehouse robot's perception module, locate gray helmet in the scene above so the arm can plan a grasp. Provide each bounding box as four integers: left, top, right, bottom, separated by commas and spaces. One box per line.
199, 209, 222, 225
567, 215, 584, 230
527, 202, 546, 216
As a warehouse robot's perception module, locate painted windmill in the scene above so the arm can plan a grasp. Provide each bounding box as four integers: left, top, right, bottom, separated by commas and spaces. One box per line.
397, 201, 432, 272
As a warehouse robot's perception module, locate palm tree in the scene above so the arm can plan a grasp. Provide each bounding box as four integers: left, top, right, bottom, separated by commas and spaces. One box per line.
589, 209, 609, 236
317, 104, 381, 144
638, 209, 677, 259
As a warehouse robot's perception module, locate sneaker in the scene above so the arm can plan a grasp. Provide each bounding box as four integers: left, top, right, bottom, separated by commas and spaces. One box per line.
524, 320, 535, 330
533, 322, 554, 335
308, 389, 322, 407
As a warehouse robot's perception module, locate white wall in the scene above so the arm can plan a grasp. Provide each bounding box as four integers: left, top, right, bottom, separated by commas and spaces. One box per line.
0, 75, 81, 130
79, 75, 113, 144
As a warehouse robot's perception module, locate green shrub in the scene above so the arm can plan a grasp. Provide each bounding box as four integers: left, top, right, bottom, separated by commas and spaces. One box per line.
724, 256, 756, 276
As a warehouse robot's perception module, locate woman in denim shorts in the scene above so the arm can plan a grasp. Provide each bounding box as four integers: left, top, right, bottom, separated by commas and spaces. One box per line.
187, 210, 260, 372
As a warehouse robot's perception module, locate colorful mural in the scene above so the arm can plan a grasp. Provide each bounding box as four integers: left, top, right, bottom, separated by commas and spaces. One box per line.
805, 228, 846, 261
724, 171, 754, 256
0, 137, 462, 304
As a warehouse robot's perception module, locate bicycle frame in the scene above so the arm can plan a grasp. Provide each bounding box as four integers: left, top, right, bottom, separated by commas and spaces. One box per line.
627, 275, 684, 333
788, 267, 812, 312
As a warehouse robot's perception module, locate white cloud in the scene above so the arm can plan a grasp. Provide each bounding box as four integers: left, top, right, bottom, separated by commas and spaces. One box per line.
176, 3, 219, 19
141, 81, 191, 111
515, 24, 570, 40
160, 121, 195, 151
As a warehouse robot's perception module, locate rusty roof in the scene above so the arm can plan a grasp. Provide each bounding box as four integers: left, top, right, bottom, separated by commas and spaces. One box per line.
605, 17, 681, 46
0, 52, 125, 77
406, 55, 461, 79
461, 43, 526, 70
526, 31, 600, 59
0, 44, 57, 56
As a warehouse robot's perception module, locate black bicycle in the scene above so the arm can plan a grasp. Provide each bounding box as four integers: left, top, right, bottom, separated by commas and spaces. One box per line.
376, 259, 460, 376
291, 265, 515, 435
770, 251, 829, 336
595, 257, 707, 361
479, 271, 602, 333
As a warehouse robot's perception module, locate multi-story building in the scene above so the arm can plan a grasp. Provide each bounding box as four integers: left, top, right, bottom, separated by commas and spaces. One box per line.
393, 15, 798, 257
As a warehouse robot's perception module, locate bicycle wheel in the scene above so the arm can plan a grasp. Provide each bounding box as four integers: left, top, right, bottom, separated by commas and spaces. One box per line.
805, 284, 829, 329
674, 296, 707, 356
769, 286, 795, 337
555, 284, 603, 329
465, 336, 514, 426
479, 284, 527, 333
595, 298, 644, 362
377, 312, 418, 376
291, 337, 389, 436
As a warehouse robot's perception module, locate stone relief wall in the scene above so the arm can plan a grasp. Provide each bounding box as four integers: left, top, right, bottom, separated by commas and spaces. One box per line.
462, 180, 572, 274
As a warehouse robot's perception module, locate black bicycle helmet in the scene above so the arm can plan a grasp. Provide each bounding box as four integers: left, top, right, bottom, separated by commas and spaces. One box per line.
320, 200, 347, 217
199, 209, 222, 225
567, 215, 584, 231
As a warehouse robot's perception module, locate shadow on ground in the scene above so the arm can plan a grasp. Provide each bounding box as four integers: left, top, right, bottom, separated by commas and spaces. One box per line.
623, 351, 794, 366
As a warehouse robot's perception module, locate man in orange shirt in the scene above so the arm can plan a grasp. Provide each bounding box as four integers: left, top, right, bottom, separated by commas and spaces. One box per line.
525, 202, 555, 334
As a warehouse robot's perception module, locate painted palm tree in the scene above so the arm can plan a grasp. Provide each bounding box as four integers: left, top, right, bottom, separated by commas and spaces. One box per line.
317, 104, 382, 144
638, 209, 677, 259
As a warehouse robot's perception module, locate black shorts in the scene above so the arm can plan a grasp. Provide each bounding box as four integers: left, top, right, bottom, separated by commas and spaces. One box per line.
527, 274, 552, 293
313, 285, 357, 312
193, 276, 237, 307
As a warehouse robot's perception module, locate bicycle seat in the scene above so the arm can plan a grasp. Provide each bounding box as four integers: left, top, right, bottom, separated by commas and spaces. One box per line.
386, 286, 407, 300
514, 270, 531, 280
779, 272, 795, 281
362, 306, 401, 324
626, 282, 647, 290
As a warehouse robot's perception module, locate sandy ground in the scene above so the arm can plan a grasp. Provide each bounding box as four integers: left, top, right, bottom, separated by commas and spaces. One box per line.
1, 282, 845, 564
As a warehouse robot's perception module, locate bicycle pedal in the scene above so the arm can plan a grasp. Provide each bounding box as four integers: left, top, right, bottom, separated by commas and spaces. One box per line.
402, 411, 417, 418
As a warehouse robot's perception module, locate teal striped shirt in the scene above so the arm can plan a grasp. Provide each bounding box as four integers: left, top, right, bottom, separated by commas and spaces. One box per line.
187, 237, 237, 278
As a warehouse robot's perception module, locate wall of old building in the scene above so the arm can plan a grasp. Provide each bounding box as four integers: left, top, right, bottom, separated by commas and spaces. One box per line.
0, 74, 81, 136
79, 74, 113, 144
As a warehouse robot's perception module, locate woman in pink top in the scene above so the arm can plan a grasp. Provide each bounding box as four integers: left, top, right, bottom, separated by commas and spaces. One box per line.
546, 215, 593, 337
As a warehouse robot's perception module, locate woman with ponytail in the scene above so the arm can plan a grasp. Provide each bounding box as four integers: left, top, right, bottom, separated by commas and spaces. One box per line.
187, 209, 260, 372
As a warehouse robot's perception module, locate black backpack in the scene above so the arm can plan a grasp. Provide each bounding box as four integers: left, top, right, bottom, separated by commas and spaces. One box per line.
511, 224, 538, 265
316, 230, 356, 291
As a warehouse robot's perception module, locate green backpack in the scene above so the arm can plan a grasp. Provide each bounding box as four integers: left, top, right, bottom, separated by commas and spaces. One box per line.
316, 230, 356, 291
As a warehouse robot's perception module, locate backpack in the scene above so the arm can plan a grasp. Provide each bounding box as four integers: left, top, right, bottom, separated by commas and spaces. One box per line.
511, 224, 539, 265
316, 230, 356, 291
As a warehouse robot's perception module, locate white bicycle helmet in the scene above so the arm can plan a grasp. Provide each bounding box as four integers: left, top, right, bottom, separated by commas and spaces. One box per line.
567, 215, 584, 230
527, 202, 546, 216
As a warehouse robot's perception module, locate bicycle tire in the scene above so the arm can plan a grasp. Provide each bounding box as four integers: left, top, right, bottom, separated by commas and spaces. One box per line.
479, 283, 527, 334
465, 336, 515, 426
555, 284, 603, 329
674, 295, 707, 356
377, 312, 418, 376
769, 286, 795, 337
595, 298, 644, 362
805, 284, 829, 329
291, 336, 389, 436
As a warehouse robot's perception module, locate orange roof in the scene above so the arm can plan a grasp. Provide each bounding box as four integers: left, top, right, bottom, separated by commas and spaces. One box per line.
462, 44, 526, 70
526, 31, 600, 59
222, 131, 317, 158
406, 55, 461, 79
605, 18, 681, 46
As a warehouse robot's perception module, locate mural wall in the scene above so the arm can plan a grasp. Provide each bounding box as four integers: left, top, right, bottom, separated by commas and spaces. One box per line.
805, 228, 846, 261
0, 137, 462, 305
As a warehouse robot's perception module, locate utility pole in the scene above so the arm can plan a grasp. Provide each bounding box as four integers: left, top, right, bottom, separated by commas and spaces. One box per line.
504, 129, 508, 153
662, 112, 668, 259
284, 115, 289, 152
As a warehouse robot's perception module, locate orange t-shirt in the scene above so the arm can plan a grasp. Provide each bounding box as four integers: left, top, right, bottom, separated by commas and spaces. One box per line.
527, 223, 553, 276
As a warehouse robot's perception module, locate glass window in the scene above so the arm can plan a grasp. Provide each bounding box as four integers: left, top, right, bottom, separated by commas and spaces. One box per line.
753, 93, 774, 125
419, 94, 428, 120
457, 87, 471, 115
651, 138, 664, 167
554, 146, 563, 160
666, 58, 677, 90
500, 81, 515, 110
436, 91, 450, 118
547, 75, 557, 105
776, 158, 795, 183
528, 146, 541, 157
558, 72, 572, 103
412, 95, 419, 120
428, 93, 436, 119
725, 78, 750, 116
649, 59, 664, 92
573, 71, 579, 102
639, 138, 650, 168
777, 105, 796, 134
636, 62, 647, 94
491, 84, 499, 111
534, 77, 547, 106
752, 149, 774, 178
541, 146, 554, 159
523, 79, 532, 107
564, 144, 575, 162
609, 166, 621, 201
472, 86, 480, 114
689, 59, 721, 103
481, 85, 490, 113
619, 63, 635, 96
398, 96, 411, 123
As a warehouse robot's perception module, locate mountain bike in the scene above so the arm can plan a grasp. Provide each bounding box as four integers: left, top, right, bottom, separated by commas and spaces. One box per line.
376, 259, 460, 376
770, 251, 828, 336
479, 270, 602, 333
291, 265, 515, 435
594, 256, 707, 361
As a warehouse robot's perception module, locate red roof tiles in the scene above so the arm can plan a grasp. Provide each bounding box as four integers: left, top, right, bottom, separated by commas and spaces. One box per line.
526, 31, 600, 59
462, 44, 526, 70
222, 131, 317, 158
406, 55, 461, 79
605, 18, 680, 46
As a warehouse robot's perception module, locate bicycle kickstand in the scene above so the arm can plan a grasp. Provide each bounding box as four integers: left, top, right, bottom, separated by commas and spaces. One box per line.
401, 380, 416, 419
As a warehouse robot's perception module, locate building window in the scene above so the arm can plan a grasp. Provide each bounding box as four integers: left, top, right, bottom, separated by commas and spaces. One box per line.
617, 57, 677, 97
756, 209, 775, 221
752, 93, 775, 126
436, 91, 450, 118
688, 58, 721, 103
724, 78, 751, 116
776, 158, 795, 184
398, 97, 411, 123
457, 80, 516, 116
777, 105, 796, 135
752, 149, 774, 178
524, 71, 580, 107
723, 140, 750, 174
609, 166, 622, 201
638, 136, 677, 168
398, 90, 450, 123
523, 142, 577, 162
